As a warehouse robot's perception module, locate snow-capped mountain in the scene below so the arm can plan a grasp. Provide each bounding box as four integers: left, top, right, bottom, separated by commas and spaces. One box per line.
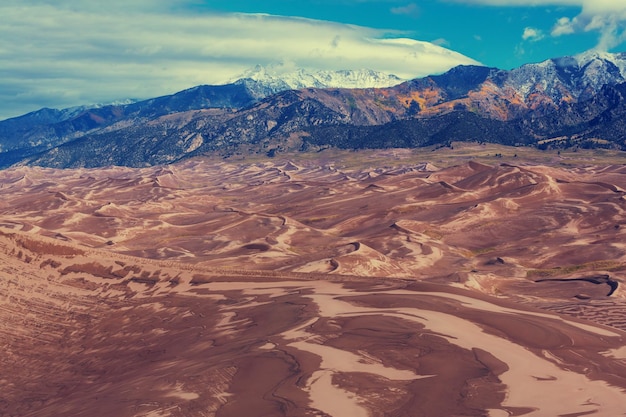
5, 50, 626, 169
506, 50, 626, 101
230, 64, 405, 99
401, 50, 626, 121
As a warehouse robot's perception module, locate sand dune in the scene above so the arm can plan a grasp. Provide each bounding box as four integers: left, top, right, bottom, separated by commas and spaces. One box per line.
2, 148, 626, 416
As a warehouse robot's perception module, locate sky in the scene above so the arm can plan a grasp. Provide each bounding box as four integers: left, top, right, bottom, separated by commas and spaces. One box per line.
1, 0, 626, 121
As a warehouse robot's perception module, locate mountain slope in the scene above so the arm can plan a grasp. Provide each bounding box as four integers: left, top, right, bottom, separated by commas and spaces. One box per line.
0, 67, 407, 166
401, 51, 626, 121
0, 83, 257, 159
5, 51, 626, 169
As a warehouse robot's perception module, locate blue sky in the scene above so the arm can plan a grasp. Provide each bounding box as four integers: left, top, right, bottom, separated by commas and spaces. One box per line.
1, 0, 625, 120
197, 0, 600, 68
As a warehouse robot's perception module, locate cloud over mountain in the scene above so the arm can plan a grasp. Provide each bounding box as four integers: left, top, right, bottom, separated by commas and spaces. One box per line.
0, 0, 478, 121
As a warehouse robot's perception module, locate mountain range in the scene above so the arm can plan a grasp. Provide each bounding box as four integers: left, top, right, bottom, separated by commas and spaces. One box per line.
2, 51, 626, 169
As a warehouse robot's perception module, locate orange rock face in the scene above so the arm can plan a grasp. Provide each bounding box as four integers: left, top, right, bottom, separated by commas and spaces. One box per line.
2, 148, 626, 416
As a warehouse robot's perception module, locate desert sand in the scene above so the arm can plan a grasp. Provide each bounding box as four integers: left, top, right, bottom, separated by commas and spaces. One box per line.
2, 145, 626, 416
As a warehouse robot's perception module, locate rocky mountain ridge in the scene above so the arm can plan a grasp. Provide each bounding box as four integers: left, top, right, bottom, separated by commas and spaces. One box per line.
0, 66, 405, 162
2, 51, 626, 168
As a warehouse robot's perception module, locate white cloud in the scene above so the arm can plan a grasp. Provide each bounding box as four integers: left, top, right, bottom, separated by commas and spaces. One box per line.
522, 27, 545, 41
450, 0, 626, 51
448, 0, 600, 6
431, 38, 451, 47
549, 4, 626, 51
390, 3, 420, 17
0, 0, 479, 120
551, 16, 577, 36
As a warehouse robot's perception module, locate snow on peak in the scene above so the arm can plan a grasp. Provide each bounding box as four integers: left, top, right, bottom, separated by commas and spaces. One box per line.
229, 63, 405, 90
565, 50, 626, 78
573, 49, 616, 67
505, 49, 626, 100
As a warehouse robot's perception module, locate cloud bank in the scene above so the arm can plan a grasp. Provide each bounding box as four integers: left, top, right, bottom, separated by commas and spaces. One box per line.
0, 0, 478, 120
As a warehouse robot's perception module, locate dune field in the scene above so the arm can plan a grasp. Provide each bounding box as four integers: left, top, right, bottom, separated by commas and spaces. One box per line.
2, 145, 626, 416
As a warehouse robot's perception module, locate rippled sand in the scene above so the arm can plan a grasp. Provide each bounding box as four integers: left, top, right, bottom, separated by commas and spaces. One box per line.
2, 147, 626, 416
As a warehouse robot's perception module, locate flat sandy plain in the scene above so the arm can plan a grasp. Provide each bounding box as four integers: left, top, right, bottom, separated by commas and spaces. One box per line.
2, 144, 626, 416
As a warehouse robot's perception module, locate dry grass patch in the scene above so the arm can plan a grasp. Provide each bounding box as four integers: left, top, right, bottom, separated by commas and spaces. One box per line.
526, 260, 626, 279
